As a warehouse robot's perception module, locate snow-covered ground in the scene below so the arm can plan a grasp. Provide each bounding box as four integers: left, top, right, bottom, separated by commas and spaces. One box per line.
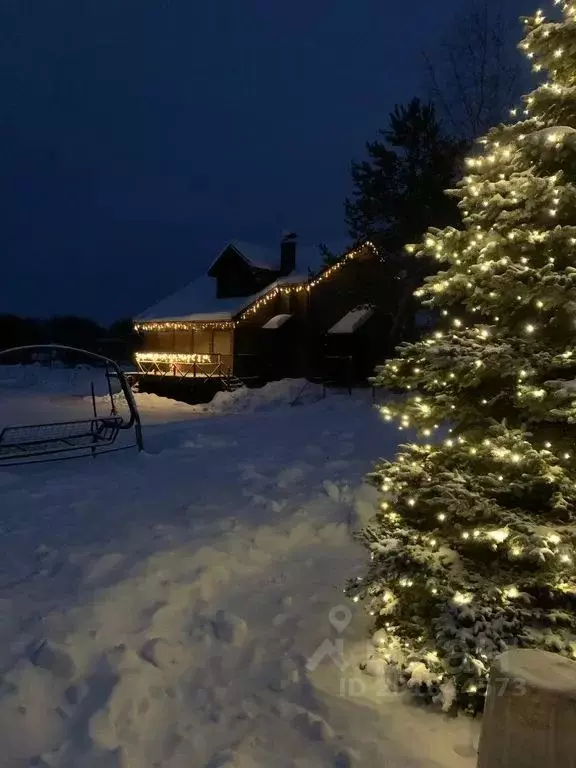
0, 375, 479, 768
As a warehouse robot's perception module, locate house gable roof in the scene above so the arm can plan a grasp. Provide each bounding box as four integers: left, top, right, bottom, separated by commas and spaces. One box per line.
136, 275, 239, 323
136, 240, 375, 325
208, 240, 343, 278
135, 274, 304, 324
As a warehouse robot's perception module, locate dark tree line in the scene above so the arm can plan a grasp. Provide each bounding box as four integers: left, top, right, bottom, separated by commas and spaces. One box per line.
0, 314, 141, 362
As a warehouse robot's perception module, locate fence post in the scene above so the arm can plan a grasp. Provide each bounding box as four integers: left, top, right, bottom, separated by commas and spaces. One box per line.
477, 649, 576, 768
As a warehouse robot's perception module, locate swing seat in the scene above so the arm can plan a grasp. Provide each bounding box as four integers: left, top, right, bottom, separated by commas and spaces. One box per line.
0, 344, 144, 465
0, 416, 123, 460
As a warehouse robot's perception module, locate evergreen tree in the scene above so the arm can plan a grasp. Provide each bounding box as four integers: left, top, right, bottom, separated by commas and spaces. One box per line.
345, 98, 462, 249
345, 99, 463, 345
349, 5, 576, 714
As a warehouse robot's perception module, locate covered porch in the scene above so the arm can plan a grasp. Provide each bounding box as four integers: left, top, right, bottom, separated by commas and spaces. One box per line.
134, 322, 235, 382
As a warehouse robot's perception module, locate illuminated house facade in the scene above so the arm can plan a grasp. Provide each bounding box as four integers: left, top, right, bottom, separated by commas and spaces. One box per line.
134, 235, 403, 391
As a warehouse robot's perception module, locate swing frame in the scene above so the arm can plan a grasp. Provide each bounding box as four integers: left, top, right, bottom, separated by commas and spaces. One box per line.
0, 345, 143, 465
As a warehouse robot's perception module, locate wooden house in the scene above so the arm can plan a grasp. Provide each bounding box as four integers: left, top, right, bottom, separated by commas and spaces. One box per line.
133, 235, 405, 396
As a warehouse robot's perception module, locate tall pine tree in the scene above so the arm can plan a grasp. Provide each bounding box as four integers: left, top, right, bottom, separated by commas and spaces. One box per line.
345, 99, 463, 345
349, 4, 576, 714
345, 98, 462, 249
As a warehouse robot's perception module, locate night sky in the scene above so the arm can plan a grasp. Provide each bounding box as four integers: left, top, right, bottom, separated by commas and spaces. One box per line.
1, 0, 529, 323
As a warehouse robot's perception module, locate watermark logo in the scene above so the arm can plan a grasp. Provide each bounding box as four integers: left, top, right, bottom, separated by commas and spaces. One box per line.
306, 603, 532, 703
306, 605, 352, 672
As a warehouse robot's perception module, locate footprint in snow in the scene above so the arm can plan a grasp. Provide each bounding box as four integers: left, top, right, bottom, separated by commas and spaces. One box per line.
453, 738, 478, 759
211, 610, 247, 646
30, 641, 75, 680
139, 638, 188, 670
292, 709, 335, 742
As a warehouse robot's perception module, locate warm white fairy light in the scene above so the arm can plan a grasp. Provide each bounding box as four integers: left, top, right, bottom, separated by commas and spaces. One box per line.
136, 320, 235, 332
487, 528, 510, 544
135, 352, 213, 364
453, 592, 473, 606
358, 4, 576, 703
240, 241, 379, 319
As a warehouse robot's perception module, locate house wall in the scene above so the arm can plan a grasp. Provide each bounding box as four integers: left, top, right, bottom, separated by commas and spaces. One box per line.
234, 289, 308, 380
234, 249, 401, 383
305, 250, 398, 381
140, 328, 233, 371
137, 247, 407, 385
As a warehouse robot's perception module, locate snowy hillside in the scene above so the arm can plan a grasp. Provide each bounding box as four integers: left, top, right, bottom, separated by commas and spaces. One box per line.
0, 380, 479, 767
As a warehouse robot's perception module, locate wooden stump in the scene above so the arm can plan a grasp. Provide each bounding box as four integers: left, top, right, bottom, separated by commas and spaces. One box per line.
477, 649, 576, 768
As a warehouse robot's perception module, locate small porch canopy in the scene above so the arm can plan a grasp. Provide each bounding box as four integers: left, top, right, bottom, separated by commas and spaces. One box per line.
327, 305, 375, 334
262, 314, 292, 329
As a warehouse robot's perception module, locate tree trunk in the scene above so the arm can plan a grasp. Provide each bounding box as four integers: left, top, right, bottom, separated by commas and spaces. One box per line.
477, 649, 576, 768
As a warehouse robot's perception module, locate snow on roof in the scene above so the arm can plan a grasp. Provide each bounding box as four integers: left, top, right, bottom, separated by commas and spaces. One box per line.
137, 239, 349, 323
136, 275, 307, 323
328, 306, 375, 334
136, 275, 242, 322
262, 314, 292, 330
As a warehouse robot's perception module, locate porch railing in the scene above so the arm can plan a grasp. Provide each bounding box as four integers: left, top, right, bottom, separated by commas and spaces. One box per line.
134, 352, 233, 380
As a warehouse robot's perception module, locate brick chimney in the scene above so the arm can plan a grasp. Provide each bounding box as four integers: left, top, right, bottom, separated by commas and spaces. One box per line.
280, 232, 297, 276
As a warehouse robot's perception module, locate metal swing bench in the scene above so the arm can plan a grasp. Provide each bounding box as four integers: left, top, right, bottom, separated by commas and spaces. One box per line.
0, 345, 144, 465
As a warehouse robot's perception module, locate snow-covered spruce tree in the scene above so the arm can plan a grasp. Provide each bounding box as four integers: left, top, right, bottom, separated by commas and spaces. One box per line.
348, 3, 576, 714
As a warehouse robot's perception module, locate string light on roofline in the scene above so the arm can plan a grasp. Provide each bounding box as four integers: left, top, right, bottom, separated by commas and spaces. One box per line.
240, 241, 379, 318
137, 241, 381, 334
135, 320, 236, 331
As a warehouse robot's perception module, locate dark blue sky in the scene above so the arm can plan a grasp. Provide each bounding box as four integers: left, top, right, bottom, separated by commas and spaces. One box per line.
1, 0, 529, 323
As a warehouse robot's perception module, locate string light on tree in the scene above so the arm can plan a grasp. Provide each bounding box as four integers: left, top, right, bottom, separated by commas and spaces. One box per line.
348, 2, 576, 715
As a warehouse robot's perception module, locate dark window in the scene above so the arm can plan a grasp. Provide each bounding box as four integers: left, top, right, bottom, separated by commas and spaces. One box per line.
193, 330, 212, 355
174, 331, 193, 353
155, 331, 173, 352
213, 330, 232, 356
